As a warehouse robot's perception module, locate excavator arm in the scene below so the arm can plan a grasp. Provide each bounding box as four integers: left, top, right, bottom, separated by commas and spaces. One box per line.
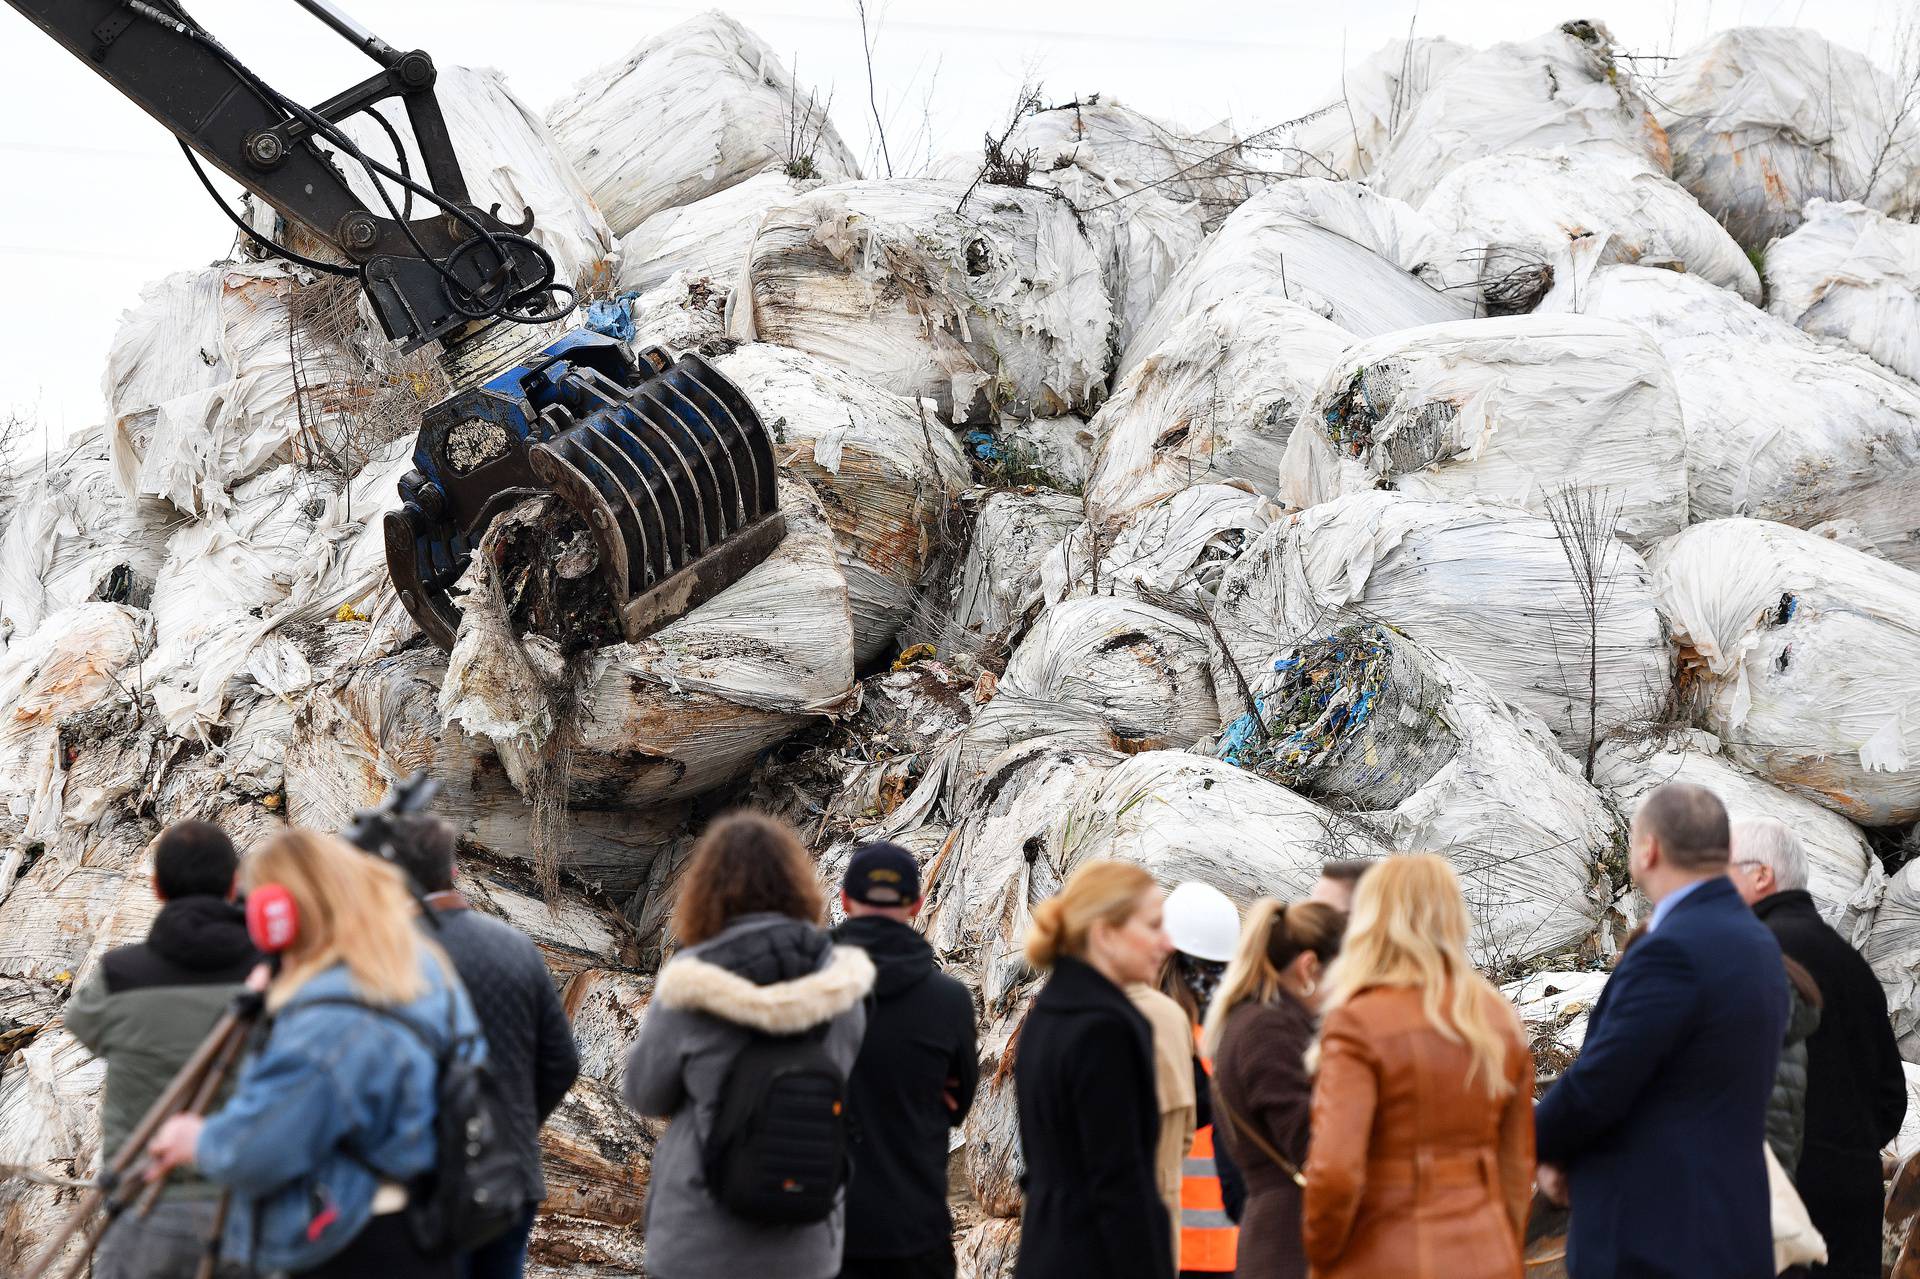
6, 0, 784, 651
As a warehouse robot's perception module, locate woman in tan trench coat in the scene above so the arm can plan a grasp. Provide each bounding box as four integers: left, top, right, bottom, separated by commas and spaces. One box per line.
1301, 854, 1535, 1279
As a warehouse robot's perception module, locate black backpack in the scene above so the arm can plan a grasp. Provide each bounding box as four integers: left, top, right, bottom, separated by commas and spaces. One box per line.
702, 1027, 850, 1225
301, 995, 524, 1253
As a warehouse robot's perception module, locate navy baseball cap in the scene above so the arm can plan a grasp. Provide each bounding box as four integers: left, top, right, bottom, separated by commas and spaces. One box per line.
844, 841, 921, 906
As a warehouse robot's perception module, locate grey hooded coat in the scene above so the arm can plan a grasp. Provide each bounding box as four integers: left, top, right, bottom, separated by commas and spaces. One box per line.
624, 913, 874, 1279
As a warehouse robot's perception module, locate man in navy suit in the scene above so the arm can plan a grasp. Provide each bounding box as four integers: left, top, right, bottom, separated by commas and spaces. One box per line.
1536, 782, 1789, 1278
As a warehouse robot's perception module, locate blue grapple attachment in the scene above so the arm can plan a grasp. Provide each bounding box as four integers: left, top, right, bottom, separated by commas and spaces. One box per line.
383, 331, 785, 649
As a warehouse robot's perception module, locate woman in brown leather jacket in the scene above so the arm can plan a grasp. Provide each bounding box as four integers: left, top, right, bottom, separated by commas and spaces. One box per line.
1203, 899, 1346, 1279
1302, 854, 1535, 1279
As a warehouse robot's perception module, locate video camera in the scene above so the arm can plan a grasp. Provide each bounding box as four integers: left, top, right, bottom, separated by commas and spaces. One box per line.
342, 768, 441, 859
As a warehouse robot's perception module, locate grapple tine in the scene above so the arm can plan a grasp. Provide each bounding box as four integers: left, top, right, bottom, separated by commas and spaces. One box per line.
384, 330, 787, 651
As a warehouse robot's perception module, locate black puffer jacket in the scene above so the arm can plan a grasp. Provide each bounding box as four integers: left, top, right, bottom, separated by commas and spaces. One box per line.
1766, 958, 1823, 1177
426, 899, 580, 1205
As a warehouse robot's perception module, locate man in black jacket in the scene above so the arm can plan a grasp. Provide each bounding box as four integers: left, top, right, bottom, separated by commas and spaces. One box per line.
387, 814, 581, 1279
833, 842, 979, 1279
1731, 817, 1908, 1279
67, 820, 256, 1279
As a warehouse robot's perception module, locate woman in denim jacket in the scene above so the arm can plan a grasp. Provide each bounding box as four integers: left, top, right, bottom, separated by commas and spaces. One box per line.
145, 828, 481, 1277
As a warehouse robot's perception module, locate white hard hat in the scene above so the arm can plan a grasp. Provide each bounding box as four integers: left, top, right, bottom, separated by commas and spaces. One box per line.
1164, 882, 1241, 963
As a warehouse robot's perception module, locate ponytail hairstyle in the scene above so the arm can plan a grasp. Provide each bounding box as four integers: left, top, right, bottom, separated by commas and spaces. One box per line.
244, 828, 434, 1011
1025, 859, 1157, 970
1201, 898, 1345, 1057
1316, 853, 1518, 1099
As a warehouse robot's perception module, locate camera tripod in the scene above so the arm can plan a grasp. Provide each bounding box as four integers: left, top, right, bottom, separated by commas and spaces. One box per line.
23, 992, 262, 1279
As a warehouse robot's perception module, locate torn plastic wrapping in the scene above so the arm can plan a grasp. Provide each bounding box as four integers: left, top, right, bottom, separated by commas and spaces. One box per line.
715, 344, 971, 664
101, 262, 323, 516
0, 428, 174, 648
1765, 199, 1920, 383
615, 172, 806, 296
954, 491, 1085, 639
1545, 264, 1920, 570
1594, 730, 1879, 919
1210, 622, 1619, 966
1118, 180, 1472, 381
1004, 98, 1244, 216
728, 180, 1113, 423
439, 478, 858, 810
1852, 861, 1920, 1060
999, 596, 1220, 750
545, 10, 859, 238
0, 604, 149, 844
1420, 145, 1761, 308
337, 65, 617, 293
1368, 23, 1670, 207
1652, 27, 1920, 252
1290, 37, 1476, 180
0, 1030, 106, 1272
1277, 315, 1691, 549
1212, 491, 1672, 755
1040, 482, 1281, 610
1650, 517, 1920, 826
1085, 295, 1352, 521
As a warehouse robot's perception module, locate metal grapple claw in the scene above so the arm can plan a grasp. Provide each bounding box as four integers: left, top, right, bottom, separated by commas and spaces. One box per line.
384, 331, 784, 650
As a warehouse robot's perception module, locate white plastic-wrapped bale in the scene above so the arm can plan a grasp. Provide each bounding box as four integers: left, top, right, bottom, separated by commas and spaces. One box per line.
1252, 179, 1475, 292
987, 414, 1096, 494
1213, 491, 1671, 755
439, 479, 858, 812
1369, 22, 1670, 207
620, 271, 731, 354
286, 645, 693, 898
0, 428, 174, 648
993, 99, 1219, 344
1651, 518, 1920, 827
999, 596, 1220, 750
729, 180, 1112, 423
0, 603, 148, 846
715, 344, 971, 664
0, 1030, 105, 1276
954, 491, 1085, 639
337, 66, 616, 293
1594, 730, 1880, 918
544, 10, 858, 237
1652, 28, 1920, 252
615, 172, 804, 296
1765, 199, 1920, 383
1549, 264, 1920, 569
102, 262, 325, 516
526, 1074, 652, 1273
956, 1218, 1023, 1279
1209, 623, 1620, 967
1290, 36, 1477, 180
1119, 181, 1471, 380
1276, 315, 1690, 549
1420, 146, 1761, 309
921, 738, 1123, 1009
1041, 483, 1280, 611
1054, 750, 1395, 906
1851, 861, 1920, 1060
1085, 295, 1351, 520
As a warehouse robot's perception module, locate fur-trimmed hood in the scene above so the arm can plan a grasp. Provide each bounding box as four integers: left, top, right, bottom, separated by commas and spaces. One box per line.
656, 915, 875, 1035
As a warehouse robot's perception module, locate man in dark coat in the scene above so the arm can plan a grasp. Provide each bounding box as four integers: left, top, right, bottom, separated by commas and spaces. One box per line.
831, 842, 979, 1279
1535, 783, 1788, 1279
1732, 817, 1908, 1279
387, 814, 581, 1279
67, 820, 256, 1279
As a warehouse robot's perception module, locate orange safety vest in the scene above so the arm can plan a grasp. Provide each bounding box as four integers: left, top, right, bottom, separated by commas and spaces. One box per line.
1181, 1028, 1238, 1272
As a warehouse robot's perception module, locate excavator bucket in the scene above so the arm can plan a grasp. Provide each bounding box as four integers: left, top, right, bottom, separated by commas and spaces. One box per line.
384, 331, 784, 650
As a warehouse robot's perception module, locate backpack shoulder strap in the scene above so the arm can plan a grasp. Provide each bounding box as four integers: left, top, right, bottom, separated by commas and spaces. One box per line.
290, 996, 441, 1056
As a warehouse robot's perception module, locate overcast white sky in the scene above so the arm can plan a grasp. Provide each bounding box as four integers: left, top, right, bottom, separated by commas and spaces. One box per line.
0, 0, 1907, 447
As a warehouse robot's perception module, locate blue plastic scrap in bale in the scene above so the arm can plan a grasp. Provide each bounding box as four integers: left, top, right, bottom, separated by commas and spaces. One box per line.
963, 429, 1004, 462
584, 289, 645, 343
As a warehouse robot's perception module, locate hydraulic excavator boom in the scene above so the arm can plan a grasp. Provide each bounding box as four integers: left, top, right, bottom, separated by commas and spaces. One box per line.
6, 0, 782, 648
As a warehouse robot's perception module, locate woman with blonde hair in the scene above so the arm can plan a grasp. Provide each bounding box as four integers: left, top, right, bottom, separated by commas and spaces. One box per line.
1014, 858, 1175, 1279
143, 828, 481, 1277
1202, 898, 1345, 1279
1301, 854, 1534, 1279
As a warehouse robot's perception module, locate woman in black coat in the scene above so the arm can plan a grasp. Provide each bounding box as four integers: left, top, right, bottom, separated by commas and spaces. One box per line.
1015, 859, 1175, 1279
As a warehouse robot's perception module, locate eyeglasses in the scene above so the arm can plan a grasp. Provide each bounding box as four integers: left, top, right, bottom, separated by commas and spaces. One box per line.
1729, 860, 1768, 873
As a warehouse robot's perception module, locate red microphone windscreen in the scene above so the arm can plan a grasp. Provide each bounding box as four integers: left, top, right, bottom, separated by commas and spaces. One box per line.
246, 884, 299, 953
